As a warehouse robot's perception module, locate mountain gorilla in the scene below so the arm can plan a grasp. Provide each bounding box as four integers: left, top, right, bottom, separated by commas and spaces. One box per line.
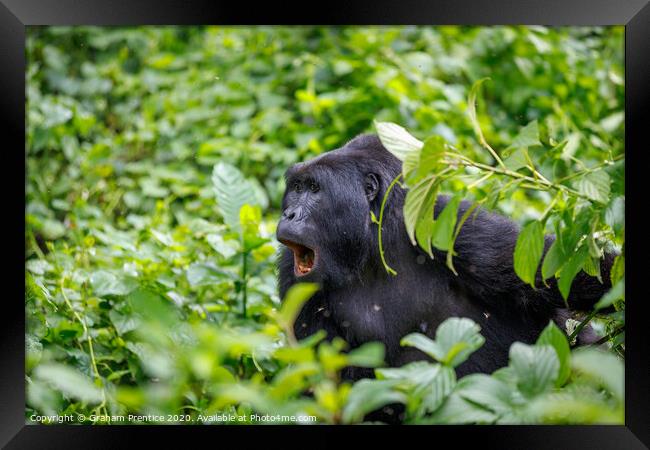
277, 134, 612, 380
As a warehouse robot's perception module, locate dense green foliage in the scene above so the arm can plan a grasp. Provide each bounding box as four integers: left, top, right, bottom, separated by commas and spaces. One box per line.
26, 26, 624, 424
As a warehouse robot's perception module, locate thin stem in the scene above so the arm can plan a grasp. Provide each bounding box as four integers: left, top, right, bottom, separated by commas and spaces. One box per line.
466, 171, 494, 189
241, 250, 248, 318
28, 229, 46, 260
446, 152, 593, 202
480, 140, 506, 170
377, 174, 403, 276
555, 154, 624, 183
60, 277, 107, 415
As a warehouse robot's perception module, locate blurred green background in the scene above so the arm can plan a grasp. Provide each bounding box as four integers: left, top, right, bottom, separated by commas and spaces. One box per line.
25, 26, 624, 424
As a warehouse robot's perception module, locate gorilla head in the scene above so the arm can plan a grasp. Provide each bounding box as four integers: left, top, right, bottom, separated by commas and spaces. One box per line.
277, 134, 404, 291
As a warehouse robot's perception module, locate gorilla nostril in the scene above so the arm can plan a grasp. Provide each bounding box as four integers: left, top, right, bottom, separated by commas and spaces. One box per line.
283, 210, 296, 221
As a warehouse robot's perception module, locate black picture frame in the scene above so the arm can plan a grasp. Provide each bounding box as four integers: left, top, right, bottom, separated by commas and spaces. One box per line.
3, 1, 648, 448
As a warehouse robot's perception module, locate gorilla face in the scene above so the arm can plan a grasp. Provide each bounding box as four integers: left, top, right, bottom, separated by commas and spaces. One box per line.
277, 143, 388, 288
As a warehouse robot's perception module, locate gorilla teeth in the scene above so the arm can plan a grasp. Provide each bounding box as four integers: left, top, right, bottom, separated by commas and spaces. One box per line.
296, 248, 315, 274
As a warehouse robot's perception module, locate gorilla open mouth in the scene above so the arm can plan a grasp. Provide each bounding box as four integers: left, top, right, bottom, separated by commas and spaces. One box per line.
280, 240, 317, 276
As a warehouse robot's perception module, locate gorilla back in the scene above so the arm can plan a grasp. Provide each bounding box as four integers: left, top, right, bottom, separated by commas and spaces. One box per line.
277, 134, 612, 378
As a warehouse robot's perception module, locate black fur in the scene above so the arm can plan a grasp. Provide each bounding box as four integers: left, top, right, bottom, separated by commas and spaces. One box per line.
277, 134, 612, 379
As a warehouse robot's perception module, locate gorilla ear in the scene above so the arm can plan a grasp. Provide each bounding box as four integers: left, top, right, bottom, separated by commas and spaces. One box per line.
364, 173, 380, 201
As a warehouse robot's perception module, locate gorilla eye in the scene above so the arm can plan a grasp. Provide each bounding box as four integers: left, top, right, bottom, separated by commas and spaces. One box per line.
293, 182, 302, 193
309, 181, 319, 193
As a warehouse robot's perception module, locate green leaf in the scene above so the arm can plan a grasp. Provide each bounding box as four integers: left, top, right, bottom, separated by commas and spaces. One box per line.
557, 244, 589, 300
277, 283, 319, 330
536, 321, 571, 386
374, 121, 423, 162
455, 373, 513, 417
212, 162, 259, 230
382, 363, 457, 417
346, 342, 385, 368
541, 239, 565, 281
604, 196, 625, 234
503, 148, 529, 171
401, 333, 445, 361
41, 218, 66, 240
594, 278, 624, 310
90, 270, 138, 297
571, 348, 624, 401
415, 213, 435, 258
342, 379, 406, 424
408, 135, 447, 182
418, 365, 456, 414
401, 318, 484, 367
186, 263, 234, 287
403, 175, 438, 245
425, 390, 496, 424
610, 254, 624, 286
206, 233, 239, 259
431, 195, 461, 252
467, 77, 491, 148
108, 310, 140, 336
574, 171, 611, 204
506, 120, 541, 150
514, 221, 545, 288
509, 343, 559, 398
34, 363, 103, 404
433, 317, 485, 367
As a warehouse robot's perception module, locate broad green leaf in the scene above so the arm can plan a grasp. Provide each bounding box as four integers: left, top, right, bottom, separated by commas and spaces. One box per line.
377, 360, 437, 382
506, 120, 541, 150
186, 263, 234, 287
536, 321, 571, 386
40, 218, 66, 240
504, 148, 529, 171
212, 162, 258, 230
206, 233, 239, 258
415, 214, 435, 258
128, 288, 178, 327
604, 196, 625, 234
407, 135, 447, 182
594, 278, 624, 310
432, 317, 485, 367
90, 270, 138, 297
557, 244, 589, 300
582, 256, 601, 280
403, 175, 438, 245
424, 390, 496, 424
431, 195, 461, 252
277, 283, 319, 330
108, 310, 140, 336
571, 348, 624, 401
34, 363, 103, 404
455, 373, 513, 416
574, 171, 611, 204
509, 343, 559, 398
401, 318, 484, 367
374, 121, 423, 161
541, 239, 564, 280
514, 221, 545, 288
417, 365, 456, 414
610, 254, 624, 286
150, 229, 174, 247
346, 342, 385, 368
341, 379, 406, 424
401, 333, 445, 361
